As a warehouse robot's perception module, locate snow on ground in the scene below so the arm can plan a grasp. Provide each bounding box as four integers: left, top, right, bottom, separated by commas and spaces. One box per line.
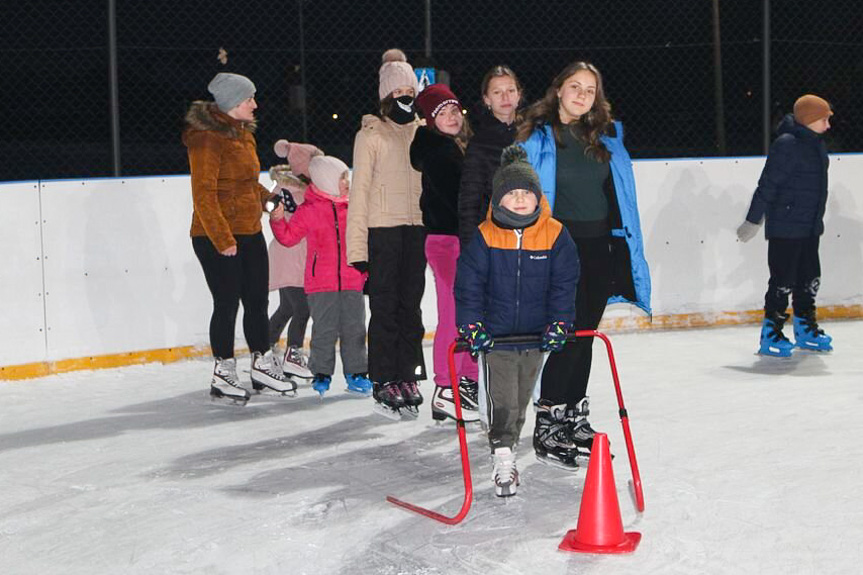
1, 321, 862, 574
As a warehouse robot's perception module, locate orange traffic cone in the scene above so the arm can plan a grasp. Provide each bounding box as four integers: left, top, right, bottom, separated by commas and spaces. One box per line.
558, 432, 641, 554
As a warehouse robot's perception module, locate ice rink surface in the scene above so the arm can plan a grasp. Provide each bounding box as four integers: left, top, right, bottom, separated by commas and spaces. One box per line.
1, 321, 862, 575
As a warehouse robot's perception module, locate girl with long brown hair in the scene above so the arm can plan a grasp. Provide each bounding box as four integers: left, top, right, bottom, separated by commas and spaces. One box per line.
518, 61, 651, 470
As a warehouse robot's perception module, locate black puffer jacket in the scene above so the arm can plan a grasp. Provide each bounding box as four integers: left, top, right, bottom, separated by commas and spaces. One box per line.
746, 114, 829, 239
410, 126, 464, 235
458, 111, 516, 248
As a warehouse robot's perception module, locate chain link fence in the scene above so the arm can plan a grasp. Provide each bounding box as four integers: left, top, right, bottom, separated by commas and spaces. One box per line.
2, 0, 861, 182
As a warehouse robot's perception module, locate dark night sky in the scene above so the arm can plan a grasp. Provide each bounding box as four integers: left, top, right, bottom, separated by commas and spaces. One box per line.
2, 1, 861, 181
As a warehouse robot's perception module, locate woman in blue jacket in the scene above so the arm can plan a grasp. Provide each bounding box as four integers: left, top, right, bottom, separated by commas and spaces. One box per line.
517, 61, 650, 466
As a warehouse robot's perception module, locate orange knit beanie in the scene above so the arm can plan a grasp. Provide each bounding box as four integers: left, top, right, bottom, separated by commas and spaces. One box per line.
793, 94, 832, 126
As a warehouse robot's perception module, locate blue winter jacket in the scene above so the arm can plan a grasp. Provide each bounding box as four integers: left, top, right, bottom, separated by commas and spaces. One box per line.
745, 114, 829, 239
520, 122, 652, 315
455, 197, 578, 349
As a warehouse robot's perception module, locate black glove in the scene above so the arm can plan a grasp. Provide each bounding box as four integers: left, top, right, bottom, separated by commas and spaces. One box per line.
280, 189, 297, 213
351, 261, 369, 274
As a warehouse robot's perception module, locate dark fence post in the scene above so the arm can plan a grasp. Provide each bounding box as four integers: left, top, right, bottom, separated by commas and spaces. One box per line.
108, 0, 121, 176
762, 0, 771, 154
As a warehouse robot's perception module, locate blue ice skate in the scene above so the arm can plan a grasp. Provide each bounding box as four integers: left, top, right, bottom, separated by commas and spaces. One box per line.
312, 374, 332, 398
345, 373, 373, 397
758, 316, 794, 358
793, 313, 833, 352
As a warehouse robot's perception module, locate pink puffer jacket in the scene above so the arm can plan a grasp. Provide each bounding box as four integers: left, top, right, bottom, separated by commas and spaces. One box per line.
270, 184, 366, 294
268, 188, 306, 290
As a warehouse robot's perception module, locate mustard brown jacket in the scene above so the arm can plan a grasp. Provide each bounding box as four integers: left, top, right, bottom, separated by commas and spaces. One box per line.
183, 101, 270, 253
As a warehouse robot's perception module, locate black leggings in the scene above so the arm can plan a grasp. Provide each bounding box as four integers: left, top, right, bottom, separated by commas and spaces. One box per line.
268, 286, 310, 348
192, 233, 269, 359
540, 234, 613, 407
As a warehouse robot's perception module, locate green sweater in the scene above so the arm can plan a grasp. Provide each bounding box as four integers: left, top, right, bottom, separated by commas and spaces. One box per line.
554, 128, 611, 237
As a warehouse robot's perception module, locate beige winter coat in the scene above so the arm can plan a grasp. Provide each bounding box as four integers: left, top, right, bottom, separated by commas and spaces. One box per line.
346, 114, 423, 264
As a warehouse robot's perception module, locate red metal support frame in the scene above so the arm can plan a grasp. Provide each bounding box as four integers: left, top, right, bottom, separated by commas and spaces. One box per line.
386, 331, 644, 523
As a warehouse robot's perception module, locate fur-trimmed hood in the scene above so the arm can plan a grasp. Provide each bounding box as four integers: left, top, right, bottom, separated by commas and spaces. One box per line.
183, 101, 256, 144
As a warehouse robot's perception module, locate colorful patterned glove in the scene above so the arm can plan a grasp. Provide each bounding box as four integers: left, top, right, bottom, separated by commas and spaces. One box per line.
458, 322, 494, 357
541, 321, 570, 352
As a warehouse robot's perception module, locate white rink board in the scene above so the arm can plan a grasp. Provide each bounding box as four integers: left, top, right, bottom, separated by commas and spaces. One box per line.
2, 155, 863, 366
39, 176, 211, 359
634, 155, 863, 316
0, 181, 47, 365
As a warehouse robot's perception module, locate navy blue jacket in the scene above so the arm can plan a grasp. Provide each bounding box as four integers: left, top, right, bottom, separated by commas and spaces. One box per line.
746, 114, 829, 239
455, 197, 578, 349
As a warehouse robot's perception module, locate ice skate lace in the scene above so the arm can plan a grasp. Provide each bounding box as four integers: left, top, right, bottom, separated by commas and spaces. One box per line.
400, 381, 420, 398
215, 359, 241, 387
494, 456, 517, 486
287, 347, 308, 367
458, 377, 479, 404
255, 353, 285, 379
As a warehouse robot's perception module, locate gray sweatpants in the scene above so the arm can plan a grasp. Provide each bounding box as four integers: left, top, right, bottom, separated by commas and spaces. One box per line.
306, 291, 368, 376
484, 349, 544, 450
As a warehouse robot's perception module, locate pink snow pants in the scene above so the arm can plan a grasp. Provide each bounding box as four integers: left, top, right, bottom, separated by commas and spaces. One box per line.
425, 234, 478, 387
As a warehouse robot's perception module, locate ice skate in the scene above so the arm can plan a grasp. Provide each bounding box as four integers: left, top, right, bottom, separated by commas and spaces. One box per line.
566, 397, 599, 462
210, 358, 250, 405
458, 376, 480, 411
251, 350, 298, 396
372, 381, 406, 421
431, 385, 480, 423
492, 447, 519, 497
282, 345, 313, 379
533, 400, 579, 471
758, 313, 794, 358
398, 381, 422, 419
345, 373, 373, 397
312, 374, 332, 398
793, 311, 833, 352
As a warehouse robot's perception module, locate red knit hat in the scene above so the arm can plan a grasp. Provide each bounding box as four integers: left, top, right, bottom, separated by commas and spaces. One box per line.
793, 94, 832, 126
416, 83, 461, 123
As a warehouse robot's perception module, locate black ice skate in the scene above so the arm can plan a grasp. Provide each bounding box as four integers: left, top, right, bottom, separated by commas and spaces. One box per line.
210, 357, 250, 405
251, 350, 298, 397
533, 400, 579, 471
566, 397, 599, 462
458, 376, 480, 411
372, 381, 406, 421
398, 381, 423, 419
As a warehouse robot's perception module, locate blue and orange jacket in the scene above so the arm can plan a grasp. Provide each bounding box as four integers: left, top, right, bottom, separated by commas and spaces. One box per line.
455, 196, 579, 348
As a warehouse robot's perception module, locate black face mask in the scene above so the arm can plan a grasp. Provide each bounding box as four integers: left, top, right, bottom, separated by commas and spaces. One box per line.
388, 95, 416, 124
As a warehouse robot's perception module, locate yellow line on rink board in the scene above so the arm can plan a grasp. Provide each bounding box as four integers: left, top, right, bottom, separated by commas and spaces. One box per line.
1, 305, 861, 381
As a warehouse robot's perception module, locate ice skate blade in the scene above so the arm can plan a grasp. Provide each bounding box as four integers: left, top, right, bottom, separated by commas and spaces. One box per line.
345, 388, 373, 398
795, 343, 833, 353
253, 386, 298, 398
534, 453, 579, 472
209, 391, 249, 406
495, 486, 517, 497
756, 350, 793, 359
399, 405, 420, 420
372, 401, 404, 421
431, 408, 481, 424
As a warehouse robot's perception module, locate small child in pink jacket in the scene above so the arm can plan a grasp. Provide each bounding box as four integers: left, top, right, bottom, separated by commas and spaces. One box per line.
269, 156, 372, 397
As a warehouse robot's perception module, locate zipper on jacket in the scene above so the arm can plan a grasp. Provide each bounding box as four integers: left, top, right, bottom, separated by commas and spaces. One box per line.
332, 203, 342, 291
515, 229, 523, 331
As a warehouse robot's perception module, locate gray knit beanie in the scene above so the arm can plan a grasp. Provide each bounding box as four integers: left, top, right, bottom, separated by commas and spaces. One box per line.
491, 145, 542, 207
208, 73, 256, 112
